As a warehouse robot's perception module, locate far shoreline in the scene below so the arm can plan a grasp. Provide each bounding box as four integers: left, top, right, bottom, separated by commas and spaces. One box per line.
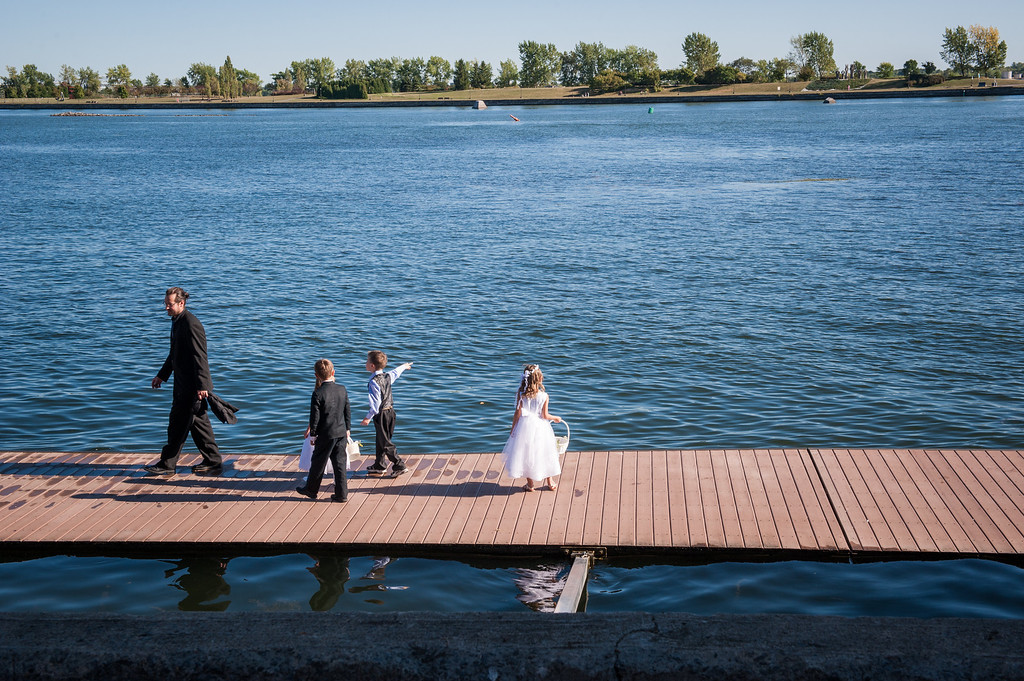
3, 83, 1024, 110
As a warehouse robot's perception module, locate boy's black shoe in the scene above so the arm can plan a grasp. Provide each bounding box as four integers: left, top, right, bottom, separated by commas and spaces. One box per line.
391, 465, 408, 475
366, 465, 387, 474
143, 465, 174, 476
192, 463, 223, 476
330, 494, 348, 503
295, 486, 317, 500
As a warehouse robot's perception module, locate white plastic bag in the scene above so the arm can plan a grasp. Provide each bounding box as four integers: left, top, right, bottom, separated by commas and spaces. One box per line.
299, 436, 334, 475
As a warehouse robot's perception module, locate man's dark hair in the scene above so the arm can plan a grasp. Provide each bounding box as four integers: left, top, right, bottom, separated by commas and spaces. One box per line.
166, 287, 190, 304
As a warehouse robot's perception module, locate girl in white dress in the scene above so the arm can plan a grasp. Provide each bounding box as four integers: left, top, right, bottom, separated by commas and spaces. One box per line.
501, 364, 563, 492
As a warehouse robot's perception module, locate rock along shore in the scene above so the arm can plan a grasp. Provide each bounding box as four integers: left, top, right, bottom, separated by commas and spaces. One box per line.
2, 611, 1023, 680
2, 85, 1023, 110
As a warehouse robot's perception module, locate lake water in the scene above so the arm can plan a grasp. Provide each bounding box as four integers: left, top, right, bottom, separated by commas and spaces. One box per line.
2, 553, 1024, 617
1, 97, 1023, 614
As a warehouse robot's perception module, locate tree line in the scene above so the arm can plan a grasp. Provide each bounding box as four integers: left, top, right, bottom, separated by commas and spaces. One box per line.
2, 26, 1015, 100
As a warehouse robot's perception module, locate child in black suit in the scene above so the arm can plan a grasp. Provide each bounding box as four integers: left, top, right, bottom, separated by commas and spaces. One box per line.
297, 358, 351, 502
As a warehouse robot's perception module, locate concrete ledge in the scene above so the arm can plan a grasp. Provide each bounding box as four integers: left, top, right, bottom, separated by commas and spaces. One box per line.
2, 612, 1023, 680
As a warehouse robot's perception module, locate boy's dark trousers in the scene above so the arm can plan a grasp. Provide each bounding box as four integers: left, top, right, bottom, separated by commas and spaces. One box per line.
306, 437, 348, 499
372, 408, 405, 470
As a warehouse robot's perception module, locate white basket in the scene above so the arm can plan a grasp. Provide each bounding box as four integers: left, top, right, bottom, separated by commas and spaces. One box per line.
554, 420, 570, 455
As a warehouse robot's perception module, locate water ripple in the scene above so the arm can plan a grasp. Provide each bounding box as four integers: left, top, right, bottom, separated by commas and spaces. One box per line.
1, 100, 1023, 453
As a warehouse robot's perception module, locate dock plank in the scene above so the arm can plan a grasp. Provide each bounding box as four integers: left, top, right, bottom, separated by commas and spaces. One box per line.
681, 450, 707, 548
665, 450, 689, 547
543, 450, 579, 546
651, 451, 672, 547
615, 451, 637, 548
581, 448, 610, 546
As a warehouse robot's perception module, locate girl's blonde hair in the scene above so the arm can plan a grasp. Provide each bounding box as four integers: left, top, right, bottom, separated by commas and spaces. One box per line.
517, 364, 544, 399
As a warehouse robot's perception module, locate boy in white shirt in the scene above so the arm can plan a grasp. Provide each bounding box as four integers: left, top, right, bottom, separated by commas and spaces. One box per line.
360, 350, 413, 475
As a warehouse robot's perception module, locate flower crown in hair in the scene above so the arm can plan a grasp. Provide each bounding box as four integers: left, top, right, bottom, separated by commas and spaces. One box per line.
522, 365, 539, 381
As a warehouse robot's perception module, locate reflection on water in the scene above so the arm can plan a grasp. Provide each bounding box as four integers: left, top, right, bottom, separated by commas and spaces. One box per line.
3, 553, 1024, 617
347, 557, 411, 605
166, 558, 231, 611
512, 564, 568, 612
307, 556, 349, 612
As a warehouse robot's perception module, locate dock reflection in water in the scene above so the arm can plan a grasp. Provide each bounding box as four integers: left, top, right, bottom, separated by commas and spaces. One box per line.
4, 553, 1024, 617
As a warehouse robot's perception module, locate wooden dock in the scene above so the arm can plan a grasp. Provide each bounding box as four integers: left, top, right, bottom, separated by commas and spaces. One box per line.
1, 449, 1022, 558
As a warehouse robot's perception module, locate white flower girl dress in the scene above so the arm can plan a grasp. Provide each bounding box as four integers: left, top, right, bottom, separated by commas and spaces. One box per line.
502, 391, 561, 480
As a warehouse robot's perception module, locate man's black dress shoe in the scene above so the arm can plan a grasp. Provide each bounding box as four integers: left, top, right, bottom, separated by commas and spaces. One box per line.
143, 465, 174, 476
192, 463, 223, 476
329, 494, 348, 503
295, 486, 317, 499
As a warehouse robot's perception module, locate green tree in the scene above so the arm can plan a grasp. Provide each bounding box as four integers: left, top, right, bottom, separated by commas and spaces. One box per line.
729, 57, 757, 80
342, 60, 367, 81
923, 61, 937, 74
851, 60, 867, 78
876, 62, 896, 78
682, 32, 719, 76
58, 64, 76, 88
791, 32, 836, 78
426, 56, 452, 88
612, 45, 659, 86
273, 73, 293, 94
106, 64, 132, 91
518, 40, 560, 87
305, 57, 336, 96
236, 69, 261, 96
750, 57, 795, 82
188, 63, 217, 90
902, 59, 919, 76
145, 72, 160, 88
589, 69, 628, 94
78, 67, 101, 95
366, 58, 398, 88
560, 50, 581, 86
697, 64, 740, 84
940, 26, 972, 76
471, 60, 493, 88
660, 67, 694, 85
969, 25, 1007, 74
219, 57, 237, 98
452, 58, 471, 90
496, 59, 518, 87
562, 42, 613, 85
395, 57, 426, 91
288, 61, 309, 92
3, 66, 23, 97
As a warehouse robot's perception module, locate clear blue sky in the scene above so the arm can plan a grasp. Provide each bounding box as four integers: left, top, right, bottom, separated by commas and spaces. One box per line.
4, 0, 1022, 81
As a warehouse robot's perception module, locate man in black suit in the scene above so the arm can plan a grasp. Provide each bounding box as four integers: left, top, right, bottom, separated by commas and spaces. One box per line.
144, 287, 223, 476
297, 358, 351, 502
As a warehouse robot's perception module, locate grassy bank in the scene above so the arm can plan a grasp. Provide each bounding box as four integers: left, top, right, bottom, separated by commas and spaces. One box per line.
2, 78, 1022, 108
